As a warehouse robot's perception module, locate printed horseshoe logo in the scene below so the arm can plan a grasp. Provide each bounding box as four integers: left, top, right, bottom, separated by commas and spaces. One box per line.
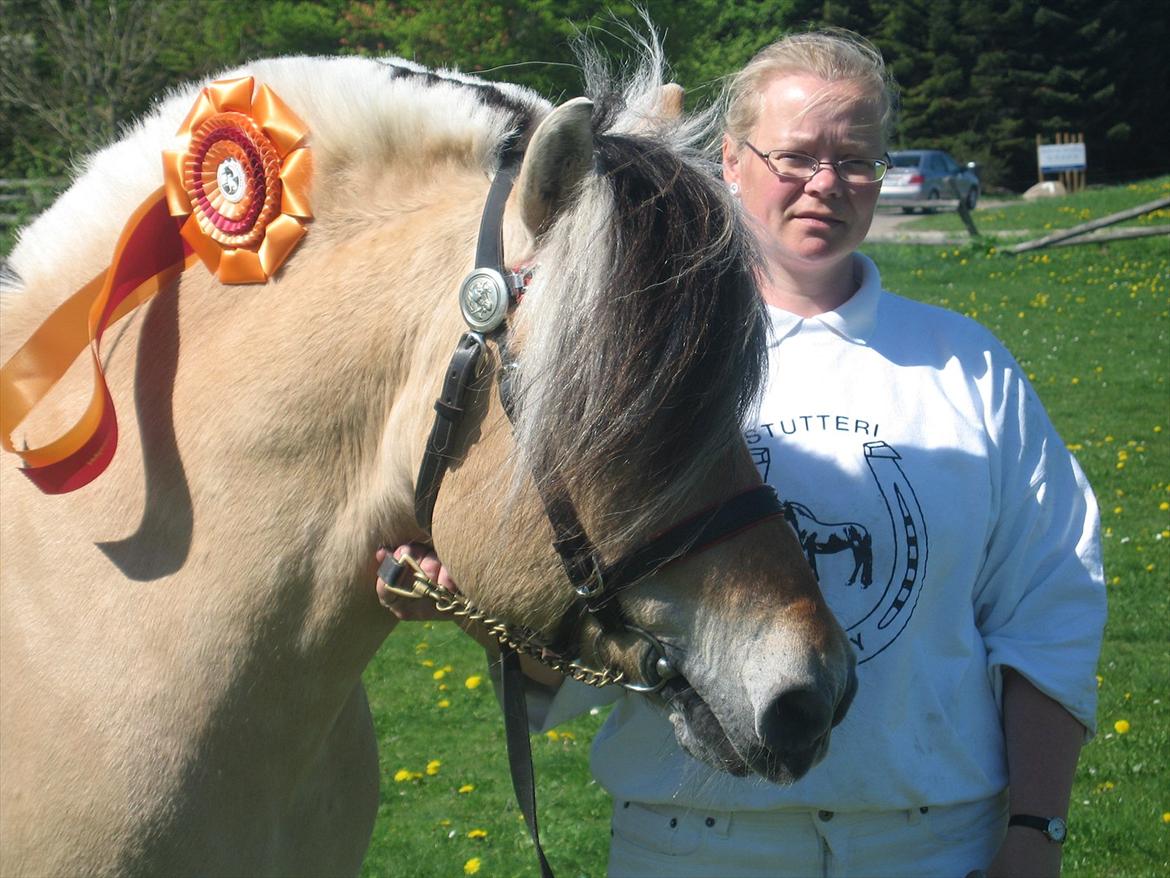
846, 440, 929, 662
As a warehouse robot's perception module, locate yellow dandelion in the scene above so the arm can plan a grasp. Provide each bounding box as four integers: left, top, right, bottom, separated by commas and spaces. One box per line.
464, 857, 482, 875
467, 828, 488, 839
393, 769, 413, 783
421, 659, 435, 667
465, 675, 483, 689
1096, 675, 1103, 688
1114, 719, 1131, 734
437, 699, 450, 708
415, 641, 429, 651
1162, 812, 1170, 824
426, 760, 441, 776
439, 683, 449, 691
458, 784, 475, 794
545, 730, 560, 742
433, 669, 447, 680
1159, 502, 1168, 511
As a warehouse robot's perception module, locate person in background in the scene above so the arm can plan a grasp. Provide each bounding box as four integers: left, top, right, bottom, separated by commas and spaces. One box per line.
379, 29, 1105, 878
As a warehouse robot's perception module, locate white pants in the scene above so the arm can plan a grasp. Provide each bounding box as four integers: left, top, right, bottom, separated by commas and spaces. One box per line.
607, 792, 1007, 878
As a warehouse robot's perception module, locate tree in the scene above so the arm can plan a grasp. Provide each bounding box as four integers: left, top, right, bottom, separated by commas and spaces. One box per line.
0, 0, 171, 173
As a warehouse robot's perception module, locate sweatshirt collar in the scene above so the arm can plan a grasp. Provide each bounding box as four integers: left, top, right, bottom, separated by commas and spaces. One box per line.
766, 253, 882, 345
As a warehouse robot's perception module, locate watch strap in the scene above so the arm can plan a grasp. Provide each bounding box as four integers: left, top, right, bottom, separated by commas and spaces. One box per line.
1008, 813, 1066, 843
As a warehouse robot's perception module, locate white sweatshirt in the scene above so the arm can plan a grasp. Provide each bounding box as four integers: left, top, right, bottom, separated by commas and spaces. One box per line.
526, 253, 1106, 812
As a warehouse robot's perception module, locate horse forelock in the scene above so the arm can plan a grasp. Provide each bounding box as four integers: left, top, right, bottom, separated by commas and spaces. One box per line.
510, 72, 766, 554
3, 55, 546, 322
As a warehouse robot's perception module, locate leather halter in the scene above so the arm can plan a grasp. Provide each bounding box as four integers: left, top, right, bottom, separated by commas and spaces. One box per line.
405, 138, 786, 878
411, 149, 786, 692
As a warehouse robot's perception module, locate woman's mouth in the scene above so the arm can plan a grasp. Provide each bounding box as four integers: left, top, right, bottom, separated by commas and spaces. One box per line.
792, 213, 843, 229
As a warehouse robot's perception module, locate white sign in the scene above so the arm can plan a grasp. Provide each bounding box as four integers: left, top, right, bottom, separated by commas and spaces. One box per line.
1038, 142, 1087, 172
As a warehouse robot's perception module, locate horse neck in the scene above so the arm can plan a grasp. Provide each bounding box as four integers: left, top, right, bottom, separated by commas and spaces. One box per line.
166, 161, 495, 628
2, 160, 497, 705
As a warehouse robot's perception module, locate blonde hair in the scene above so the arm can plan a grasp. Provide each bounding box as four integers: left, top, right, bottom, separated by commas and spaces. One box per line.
724, 28, 897, 149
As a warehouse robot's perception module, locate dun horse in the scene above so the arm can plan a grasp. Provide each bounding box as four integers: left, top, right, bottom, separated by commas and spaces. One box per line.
0, 47, 855, 876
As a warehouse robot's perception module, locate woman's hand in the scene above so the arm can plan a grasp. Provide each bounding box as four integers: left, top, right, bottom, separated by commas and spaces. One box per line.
375, 543, 458, 623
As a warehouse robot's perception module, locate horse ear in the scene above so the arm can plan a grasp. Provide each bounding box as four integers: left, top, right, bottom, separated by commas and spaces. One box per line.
516, 96, 594, 237
657, 83, 685, 120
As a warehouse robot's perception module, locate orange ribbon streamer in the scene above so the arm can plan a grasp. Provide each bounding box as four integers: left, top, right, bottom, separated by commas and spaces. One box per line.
0, 76, 311, 493
0, 191, 196, 493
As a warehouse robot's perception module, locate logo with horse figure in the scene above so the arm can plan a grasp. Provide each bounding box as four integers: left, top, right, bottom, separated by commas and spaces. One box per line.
751, 436, 929, 664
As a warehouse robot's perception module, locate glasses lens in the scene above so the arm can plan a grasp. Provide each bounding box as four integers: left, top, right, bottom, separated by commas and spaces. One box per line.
839, 159, 887, 183
768, 152, 819, 178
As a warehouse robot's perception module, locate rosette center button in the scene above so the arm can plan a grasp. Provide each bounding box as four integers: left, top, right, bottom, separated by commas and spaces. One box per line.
217, 157, 246, 203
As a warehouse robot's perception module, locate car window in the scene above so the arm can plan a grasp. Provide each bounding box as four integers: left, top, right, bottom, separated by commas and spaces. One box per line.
892, 154, 920, 168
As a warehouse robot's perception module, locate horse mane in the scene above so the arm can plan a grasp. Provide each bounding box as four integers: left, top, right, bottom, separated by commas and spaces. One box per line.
512, 34, 767, 553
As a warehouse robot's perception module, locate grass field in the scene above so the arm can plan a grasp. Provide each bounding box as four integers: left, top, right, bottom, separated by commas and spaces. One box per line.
362, 180, 1170, 877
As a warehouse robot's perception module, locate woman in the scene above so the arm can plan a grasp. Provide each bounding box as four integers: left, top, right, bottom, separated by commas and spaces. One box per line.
380, 30, 1105, 877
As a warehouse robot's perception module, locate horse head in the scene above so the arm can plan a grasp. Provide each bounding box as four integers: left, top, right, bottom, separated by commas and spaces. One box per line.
412, 78, 857, 782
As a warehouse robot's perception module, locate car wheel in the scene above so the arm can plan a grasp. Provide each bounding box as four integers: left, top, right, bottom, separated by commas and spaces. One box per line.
965, 186, 979, 210
901, 207, 915, 214
924, 189, 941, 214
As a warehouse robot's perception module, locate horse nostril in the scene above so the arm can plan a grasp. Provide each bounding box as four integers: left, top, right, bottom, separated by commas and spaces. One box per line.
757, 688, 834, 753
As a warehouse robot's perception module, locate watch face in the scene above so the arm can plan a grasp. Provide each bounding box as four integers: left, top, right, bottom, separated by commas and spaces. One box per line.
1046, 817, 1068, 843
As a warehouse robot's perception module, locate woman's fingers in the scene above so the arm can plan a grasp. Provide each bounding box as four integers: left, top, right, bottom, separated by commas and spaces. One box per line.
377, 543, 460, 622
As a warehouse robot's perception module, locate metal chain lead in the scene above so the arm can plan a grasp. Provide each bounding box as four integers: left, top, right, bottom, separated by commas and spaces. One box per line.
388, 552, 626, 688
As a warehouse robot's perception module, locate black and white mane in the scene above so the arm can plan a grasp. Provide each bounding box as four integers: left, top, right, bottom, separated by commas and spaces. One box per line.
511, 49, 767, 552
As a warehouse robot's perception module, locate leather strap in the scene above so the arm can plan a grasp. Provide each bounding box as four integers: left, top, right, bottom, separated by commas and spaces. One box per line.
414, 332, 486, 532
600, 485, 784, 595
500, 646, 556, 878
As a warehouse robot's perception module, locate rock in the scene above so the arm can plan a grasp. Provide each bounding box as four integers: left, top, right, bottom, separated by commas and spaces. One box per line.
1023, 181, 1067, 201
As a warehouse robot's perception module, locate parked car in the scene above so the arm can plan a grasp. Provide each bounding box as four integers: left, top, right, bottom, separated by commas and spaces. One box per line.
879, 149, 980, 212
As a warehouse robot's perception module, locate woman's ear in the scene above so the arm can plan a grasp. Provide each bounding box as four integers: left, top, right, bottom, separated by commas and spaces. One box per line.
721, 133, 741, 186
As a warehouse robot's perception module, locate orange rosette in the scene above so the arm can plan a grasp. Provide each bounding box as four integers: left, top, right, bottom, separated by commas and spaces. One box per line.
163, 76, 312, 284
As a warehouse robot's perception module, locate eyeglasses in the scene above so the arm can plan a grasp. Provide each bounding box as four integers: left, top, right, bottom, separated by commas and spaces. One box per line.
743, 143, 889, 184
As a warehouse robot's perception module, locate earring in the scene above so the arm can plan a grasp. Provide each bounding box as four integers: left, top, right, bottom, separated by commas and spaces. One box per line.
728, 182, 739, 196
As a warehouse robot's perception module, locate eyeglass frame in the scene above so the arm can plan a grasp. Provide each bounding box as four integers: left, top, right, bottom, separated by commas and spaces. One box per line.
742, 142, 890, 185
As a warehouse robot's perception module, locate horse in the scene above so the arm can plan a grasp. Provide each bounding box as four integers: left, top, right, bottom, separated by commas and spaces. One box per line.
0, 46, 856, 876
781, 500, 875, 587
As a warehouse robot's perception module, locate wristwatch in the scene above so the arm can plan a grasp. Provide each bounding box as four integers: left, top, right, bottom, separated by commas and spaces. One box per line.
1008, 814, 1068, 843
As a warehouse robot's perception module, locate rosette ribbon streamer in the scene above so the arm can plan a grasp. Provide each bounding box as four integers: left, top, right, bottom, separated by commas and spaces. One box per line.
0, 76, 312, 493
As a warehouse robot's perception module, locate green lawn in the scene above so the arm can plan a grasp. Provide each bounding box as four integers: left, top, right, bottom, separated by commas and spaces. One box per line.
362, 183, 1170, 877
